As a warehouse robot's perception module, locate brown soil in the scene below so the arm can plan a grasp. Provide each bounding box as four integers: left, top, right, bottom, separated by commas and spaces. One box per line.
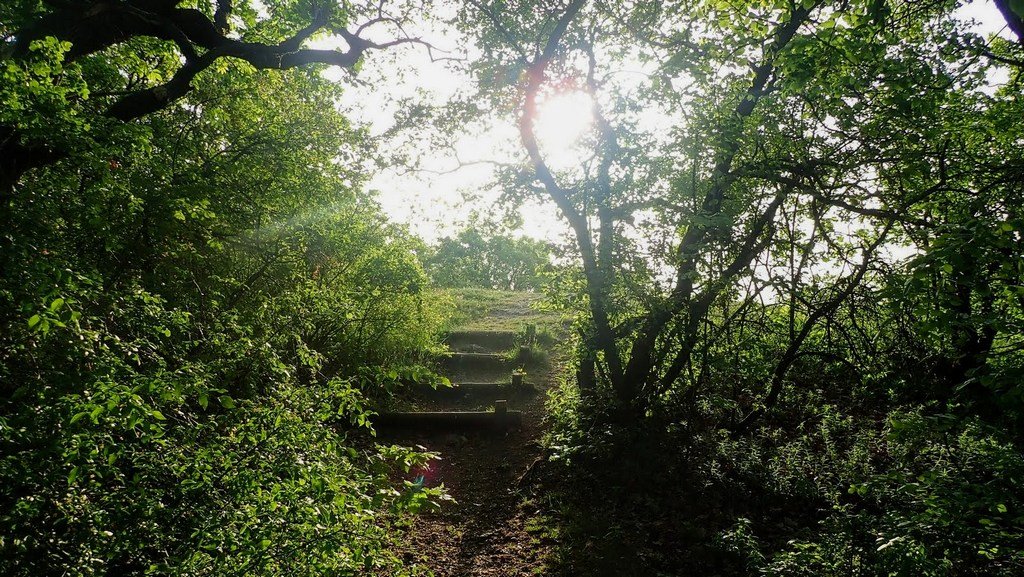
378, 321, 561, 576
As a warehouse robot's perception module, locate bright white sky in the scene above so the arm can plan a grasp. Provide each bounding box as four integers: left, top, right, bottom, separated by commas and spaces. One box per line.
323, 1, 1011, 245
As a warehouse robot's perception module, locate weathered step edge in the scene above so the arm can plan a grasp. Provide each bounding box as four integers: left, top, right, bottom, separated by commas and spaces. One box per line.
373, 409, 522, 429
441, 352, 511, 362
439, 353, 516, 374
411, 382, 536, 397
444, 330, 518, 353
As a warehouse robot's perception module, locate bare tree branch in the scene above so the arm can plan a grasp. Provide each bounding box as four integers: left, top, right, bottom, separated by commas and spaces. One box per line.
214, 0, 232, 34
519, 0, 632, 392
731, 219, 896, 434
2, 0, 437, 187
995, 0, 1024, 43
621, 3, 815, 389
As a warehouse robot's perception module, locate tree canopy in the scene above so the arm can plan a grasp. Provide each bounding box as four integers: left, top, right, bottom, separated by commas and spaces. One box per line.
2, 2, 450, 574
424, 226, 554, 290
454, 0, 1024, 572
3, 0, 1024, 575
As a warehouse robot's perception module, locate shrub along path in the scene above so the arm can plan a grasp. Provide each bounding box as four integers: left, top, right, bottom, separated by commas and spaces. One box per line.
378, 291, 563, 576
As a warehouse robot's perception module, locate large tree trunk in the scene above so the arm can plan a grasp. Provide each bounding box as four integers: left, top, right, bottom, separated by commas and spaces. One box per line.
0, 134, 65, 196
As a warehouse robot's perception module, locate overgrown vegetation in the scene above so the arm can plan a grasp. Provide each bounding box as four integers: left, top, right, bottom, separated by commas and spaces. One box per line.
0, 3, 449, 574
4, 0, 1024, 576
423, 227, 554, 291
440, 288, 560, 333
455, 0, 1024, 575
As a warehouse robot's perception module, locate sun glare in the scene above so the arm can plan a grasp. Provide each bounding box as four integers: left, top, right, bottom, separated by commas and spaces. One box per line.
534, 91, 594, 169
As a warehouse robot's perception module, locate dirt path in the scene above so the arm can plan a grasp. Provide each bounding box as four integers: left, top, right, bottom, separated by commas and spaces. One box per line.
380, 297, 561, 576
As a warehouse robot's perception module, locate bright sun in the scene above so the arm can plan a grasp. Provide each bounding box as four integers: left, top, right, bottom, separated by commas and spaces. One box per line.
534, 91, 594, 169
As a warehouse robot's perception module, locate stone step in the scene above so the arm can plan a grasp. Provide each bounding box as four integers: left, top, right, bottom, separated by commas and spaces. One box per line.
444, 330, 518, 354
411, 381, 536, 400
441, 352, 512, 365
440, 352, 518, 383
374, 401, 521, 430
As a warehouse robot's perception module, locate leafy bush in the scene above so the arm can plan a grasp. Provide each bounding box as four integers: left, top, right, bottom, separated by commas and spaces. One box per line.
423, 228, 553, 291
0, 50, 447, 575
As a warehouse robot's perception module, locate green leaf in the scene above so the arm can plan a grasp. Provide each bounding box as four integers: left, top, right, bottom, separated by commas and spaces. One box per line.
49, 297, 65, 312
218, 395, 236, 409
1010, 0, 1024, 19
27, 314, 40, 328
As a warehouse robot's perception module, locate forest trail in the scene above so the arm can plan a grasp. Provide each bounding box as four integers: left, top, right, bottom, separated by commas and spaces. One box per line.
379, 292, 563, 576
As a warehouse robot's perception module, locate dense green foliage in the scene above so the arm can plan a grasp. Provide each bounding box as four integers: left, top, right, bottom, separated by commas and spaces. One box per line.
5, 0, 1024, 576
423, 227, 553, 291
1, 2, 448, 575
455, 0, 1024, 575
